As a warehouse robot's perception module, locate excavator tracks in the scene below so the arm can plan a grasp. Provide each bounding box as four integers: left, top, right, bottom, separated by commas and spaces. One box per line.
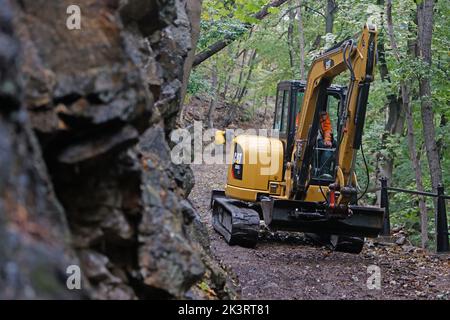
211, 197, 260, 248
210, 191, 377, 254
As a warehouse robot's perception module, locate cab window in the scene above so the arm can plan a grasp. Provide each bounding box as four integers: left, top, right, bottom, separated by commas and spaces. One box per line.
274, 90, 283, 130
280, 91, 289, 133
327, 93, 340, 134
274, 89, 289, 133
297, 91, 304, 113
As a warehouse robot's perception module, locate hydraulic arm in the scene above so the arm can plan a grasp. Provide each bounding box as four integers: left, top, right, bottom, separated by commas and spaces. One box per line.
292, 24, 377, 209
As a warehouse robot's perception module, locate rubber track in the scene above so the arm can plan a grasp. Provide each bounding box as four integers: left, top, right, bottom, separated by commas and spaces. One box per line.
212, 198, 260, 248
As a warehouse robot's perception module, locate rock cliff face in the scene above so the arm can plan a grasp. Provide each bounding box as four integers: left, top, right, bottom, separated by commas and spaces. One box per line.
0, 0, 79, 299
0, 0, 230, 299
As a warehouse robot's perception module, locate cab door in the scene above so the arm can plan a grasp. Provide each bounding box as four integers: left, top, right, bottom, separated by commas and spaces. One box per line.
286, 83, 305, 166
274, 82, 305, 177
273, 86, 290, 142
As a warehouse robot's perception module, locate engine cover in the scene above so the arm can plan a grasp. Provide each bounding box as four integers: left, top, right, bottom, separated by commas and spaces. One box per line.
225, 135, 284, 202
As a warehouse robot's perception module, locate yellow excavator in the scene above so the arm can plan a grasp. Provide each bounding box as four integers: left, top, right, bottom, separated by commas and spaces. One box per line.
211, 24, 384, 254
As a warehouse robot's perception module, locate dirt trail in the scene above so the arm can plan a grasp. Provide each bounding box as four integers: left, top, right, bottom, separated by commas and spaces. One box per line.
189, 164, 450, 300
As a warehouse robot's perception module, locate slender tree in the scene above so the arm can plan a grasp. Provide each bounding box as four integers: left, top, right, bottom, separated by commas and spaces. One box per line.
287, 8, 296, 76
207, 63, 219, 128
416, 0, 443, 193
386, 0, 428, 248
325, 0, 337, 34
374, 0, 405, 209
179, 0, 203, 124
297, 0, 306, 81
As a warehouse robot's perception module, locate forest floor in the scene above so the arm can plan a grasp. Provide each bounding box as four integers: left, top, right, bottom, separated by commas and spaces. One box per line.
189, 163, 450, 300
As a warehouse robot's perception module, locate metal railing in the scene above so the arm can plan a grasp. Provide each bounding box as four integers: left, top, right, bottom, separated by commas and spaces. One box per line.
379, 177, 449, 253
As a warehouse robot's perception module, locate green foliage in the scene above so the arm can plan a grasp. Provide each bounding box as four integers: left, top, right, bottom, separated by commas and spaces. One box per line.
198, 19, 248, 50
187, 70, 211, 97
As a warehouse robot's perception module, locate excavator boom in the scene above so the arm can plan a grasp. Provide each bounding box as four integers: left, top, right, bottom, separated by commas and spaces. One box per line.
293, 24, 378, 207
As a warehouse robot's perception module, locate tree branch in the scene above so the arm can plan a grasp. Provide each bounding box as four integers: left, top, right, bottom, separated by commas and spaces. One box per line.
193, 0, 290, 67
272, 3, 325, 27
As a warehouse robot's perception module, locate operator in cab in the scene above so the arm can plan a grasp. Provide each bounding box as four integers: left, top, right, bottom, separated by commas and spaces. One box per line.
318, 110, 335, 177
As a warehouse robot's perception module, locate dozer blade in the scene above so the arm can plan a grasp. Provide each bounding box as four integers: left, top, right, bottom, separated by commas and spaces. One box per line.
211, 191, 260, 248
261, 198, 385, 238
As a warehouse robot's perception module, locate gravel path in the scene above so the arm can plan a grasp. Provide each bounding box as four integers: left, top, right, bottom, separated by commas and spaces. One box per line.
189, 164, 450, 300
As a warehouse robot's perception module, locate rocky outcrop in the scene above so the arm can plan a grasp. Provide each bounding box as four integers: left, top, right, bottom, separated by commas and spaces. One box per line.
0, 0, 229, 299
0, 0, 81, 299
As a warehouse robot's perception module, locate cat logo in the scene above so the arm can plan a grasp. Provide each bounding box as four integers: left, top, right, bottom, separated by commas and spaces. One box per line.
324, 58, 334, 70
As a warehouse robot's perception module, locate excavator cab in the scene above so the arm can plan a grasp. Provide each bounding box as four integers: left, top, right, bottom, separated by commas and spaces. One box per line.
274, 81, 346, 184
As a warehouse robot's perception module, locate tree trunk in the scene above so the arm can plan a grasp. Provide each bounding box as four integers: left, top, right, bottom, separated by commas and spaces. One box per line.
287, 9, 296, 76
325, 0, 337, 34
387, 0, 428, 248
297, 0, 306, 81
374, 0, 404, 205
233, 49, 249, 102
207, 64, 219, 128
226, 48, 249, 126
225, 50, 257, 126
179, 0, 203, 125
222, 73, 232, 100
193, 0, 290, 67
437, 114, 447, 157
417, 0, 442, 193
222, 45, 243, 99
263, 95, 269, 120
404, 87, 429, 248
237, 49, 258, 104
226, 49, 258, 126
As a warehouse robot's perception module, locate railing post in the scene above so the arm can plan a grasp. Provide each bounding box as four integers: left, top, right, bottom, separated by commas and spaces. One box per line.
380, 177, 390, 236
436, 184, 449, 253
